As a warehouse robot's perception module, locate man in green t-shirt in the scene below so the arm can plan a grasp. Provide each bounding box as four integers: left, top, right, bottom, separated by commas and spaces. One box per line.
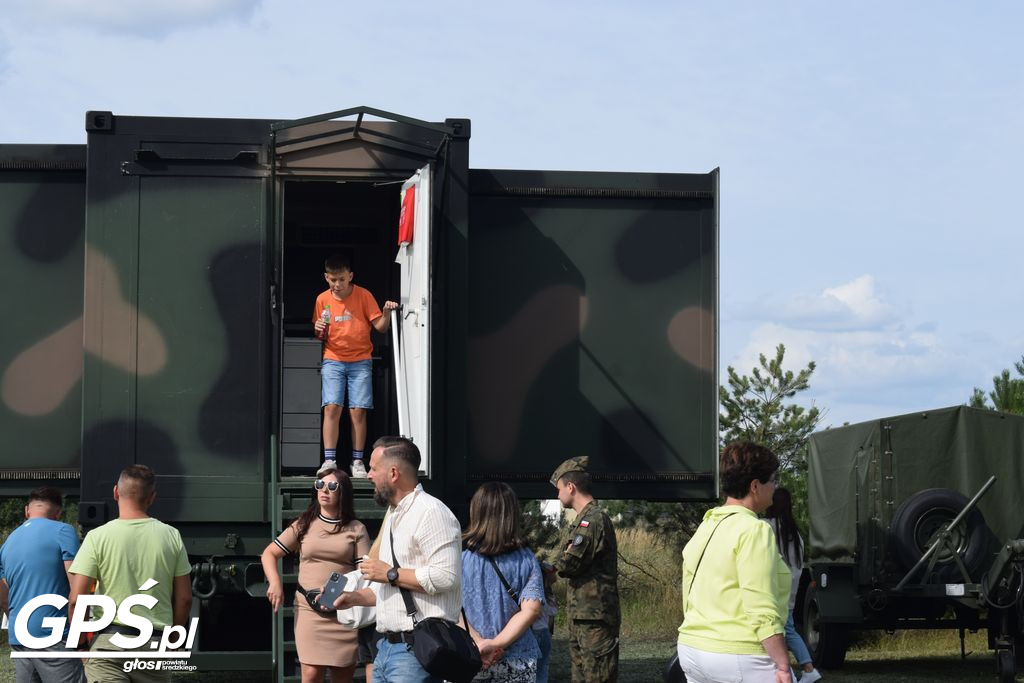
69, 465, 192, 682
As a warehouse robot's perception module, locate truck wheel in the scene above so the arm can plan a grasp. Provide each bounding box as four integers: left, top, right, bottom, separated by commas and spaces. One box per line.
890, 488, 990, 582
802, 587, 849, 668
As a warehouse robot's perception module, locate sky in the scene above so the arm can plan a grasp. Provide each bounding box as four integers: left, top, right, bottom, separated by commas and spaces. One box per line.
1, 0, 1021, 428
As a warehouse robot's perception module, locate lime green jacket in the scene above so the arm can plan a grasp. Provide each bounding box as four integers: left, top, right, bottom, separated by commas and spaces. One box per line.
678, 505, 789, 654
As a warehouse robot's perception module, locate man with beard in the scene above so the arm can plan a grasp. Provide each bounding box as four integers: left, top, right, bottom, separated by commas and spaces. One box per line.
332, 436, 463, 683
551, 456, 620, 682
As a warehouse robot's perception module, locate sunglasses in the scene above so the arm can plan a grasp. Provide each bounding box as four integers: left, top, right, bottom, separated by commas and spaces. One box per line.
314, 479, 339, 492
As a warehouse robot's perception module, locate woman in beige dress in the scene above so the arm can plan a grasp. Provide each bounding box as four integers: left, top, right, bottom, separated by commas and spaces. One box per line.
262, 463, 371, 683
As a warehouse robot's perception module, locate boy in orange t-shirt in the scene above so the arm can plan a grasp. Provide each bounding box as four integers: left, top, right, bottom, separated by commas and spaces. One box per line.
313, 254, 397, 477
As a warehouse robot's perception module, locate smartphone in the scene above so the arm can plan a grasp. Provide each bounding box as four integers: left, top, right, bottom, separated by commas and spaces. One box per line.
318, 572, 348, 611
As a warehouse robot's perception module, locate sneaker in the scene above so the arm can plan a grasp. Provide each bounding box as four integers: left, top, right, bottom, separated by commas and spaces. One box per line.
800, 669, 822, 683
350, 459, 368, 478
316, 460, 338, 477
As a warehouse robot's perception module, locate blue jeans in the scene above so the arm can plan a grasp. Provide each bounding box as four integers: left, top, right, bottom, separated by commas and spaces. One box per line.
785, 609, 812, 666
321, 359, 373, 408
373, 638, 442, 683
534, 625, 553, 683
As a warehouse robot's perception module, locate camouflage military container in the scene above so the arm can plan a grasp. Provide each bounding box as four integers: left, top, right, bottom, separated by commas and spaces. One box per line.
1, 107, 719, 676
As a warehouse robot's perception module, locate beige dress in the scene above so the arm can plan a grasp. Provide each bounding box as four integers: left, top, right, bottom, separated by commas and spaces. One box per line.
276, 514, 371, 667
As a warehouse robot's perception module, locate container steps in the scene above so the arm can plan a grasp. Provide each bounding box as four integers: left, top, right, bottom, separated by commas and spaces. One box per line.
272, 475, 384, 682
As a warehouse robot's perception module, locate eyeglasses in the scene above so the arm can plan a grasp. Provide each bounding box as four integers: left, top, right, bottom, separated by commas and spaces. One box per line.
314, 479, 339, 492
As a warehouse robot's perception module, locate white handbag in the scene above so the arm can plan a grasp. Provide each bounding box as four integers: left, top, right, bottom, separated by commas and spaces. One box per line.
336, 569, 377, 629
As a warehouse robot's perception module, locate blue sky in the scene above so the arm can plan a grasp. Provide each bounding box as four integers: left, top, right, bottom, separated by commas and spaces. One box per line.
2, 0, 1021, 427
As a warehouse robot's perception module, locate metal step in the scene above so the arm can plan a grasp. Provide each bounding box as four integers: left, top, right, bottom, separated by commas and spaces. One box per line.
274, 476, 379, 683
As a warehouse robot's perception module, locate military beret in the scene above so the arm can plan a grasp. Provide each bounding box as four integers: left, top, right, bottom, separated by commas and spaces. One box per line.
550, 456, 589, 487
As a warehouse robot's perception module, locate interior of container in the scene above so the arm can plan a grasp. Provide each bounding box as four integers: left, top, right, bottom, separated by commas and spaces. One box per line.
279, 179, 402, 474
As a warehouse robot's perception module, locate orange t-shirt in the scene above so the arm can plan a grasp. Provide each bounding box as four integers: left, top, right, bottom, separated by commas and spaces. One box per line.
313, 286, 382, 362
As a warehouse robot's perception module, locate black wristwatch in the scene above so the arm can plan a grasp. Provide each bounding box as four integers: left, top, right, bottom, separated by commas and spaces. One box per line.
387, 567, 399, 586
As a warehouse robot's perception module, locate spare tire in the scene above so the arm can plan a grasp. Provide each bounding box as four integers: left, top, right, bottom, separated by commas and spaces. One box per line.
890, 488, 990, 582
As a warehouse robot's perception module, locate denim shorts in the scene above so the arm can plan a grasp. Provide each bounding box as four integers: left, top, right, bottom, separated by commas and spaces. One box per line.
321, 359, 373, 409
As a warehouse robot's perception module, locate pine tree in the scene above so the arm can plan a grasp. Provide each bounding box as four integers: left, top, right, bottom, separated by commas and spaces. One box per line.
969, 356, 1024, 415
719, 343, 823, 471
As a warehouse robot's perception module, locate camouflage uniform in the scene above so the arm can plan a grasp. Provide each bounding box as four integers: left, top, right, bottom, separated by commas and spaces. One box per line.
552, 458, 620, 682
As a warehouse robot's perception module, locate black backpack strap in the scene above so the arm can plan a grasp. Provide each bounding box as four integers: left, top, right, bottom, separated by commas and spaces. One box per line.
388, 520, 419, 625
486, 556, 521, 610
388, 514, 474, 635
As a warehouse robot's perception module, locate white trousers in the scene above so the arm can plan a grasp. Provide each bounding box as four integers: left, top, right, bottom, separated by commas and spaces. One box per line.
677, 643, 795, 683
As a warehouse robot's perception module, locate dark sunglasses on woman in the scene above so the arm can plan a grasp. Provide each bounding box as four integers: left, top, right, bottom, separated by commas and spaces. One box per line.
314, 479, 339, 492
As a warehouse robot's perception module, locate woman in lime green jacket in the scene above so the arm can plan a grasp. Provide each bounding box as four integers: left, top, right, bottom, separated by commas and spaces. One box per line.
678, 441, 794, 683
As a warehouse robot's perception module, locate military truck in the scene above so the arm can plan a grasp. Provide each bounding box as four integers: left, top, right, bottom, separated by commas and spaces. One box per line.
800, 405, 1024, 681
0, 107, 720, 678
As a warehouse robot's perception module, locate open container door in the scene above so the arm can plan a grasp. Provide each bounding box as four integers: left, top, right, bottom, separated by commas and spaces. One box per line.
467, 168, 719, 502
393, 164, 432, 475
271, 108, 468, 481
0, 145, 86, 494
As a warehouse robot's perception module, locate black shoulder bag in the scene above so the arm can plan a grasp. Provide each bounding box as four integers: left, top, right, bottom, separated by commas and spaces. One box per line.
486, 556, 521, 609
389, 525, 482, 683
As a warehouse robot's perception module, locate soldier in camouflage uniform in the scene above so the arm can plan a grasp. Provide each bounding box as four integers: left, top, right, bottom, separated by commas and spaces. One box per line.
551, 456, 620, 682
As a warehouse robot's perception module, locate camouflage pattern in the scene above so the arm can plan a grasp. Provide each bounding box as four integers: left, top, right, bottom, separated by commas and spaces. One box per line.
556, 500, 621, 624
466, 167, 719, 502
569, 619, 620, 683
0, 145, 86, 493
0, 108, 719, 677
550, 455, 589, 486
556, 499, 620, 682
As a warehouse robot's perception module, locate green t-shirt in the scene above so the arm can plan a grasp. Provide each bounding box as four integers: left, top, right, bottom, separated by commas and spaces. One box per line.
70, 518, 190, 629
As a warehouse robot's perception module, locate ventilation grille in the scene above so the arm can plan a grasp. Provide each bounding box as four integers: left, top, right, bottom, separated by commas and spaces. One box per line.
467, 471, 713, 483
0, 468, 80, 480
479, 186, 713, 200
0, 160, 86, 171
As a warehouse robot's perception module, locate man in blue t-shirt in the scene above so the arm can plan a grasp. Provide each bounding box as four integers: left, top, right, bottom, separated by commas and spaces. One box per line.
0, 486, 85, 683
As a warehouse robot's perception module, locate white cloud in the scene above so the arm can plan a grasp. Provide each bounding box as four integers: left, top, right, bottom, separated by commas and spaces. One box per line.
3, 0, 260, 37
729, 275, 984, 426
744, 274, 898, 331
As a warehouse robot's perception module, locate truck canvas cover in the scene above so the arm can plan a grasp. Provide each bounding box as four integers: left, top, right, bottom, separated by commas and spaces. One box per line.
807, 405, 1024, 565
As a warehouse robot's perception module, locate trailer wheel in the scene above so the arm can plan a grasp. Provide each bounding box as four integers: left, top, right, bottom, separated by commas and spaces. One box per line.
802, 587, 849, 668
890, 488, 990, 582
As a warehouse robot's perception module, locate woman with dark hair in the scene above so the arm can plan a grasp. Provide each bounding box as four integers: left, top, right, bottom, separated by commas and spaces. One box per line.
677, 441, 793, 683
261, 462, 371, 683
461, 481, 545, 682
765, 487, 822, 683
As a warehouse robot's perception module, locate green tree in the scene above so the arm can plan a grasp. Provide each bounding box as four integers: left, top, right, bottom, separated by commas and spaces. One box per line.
969, 356, 1024, 415
719, 343, 823, 472
611, 343, 823, 548
521, 499, 562, 562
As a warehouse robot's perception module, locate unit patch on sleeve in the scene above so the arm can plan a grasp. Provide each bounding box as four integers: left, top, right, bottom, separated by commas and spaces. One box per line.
573, 534, 585, 546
